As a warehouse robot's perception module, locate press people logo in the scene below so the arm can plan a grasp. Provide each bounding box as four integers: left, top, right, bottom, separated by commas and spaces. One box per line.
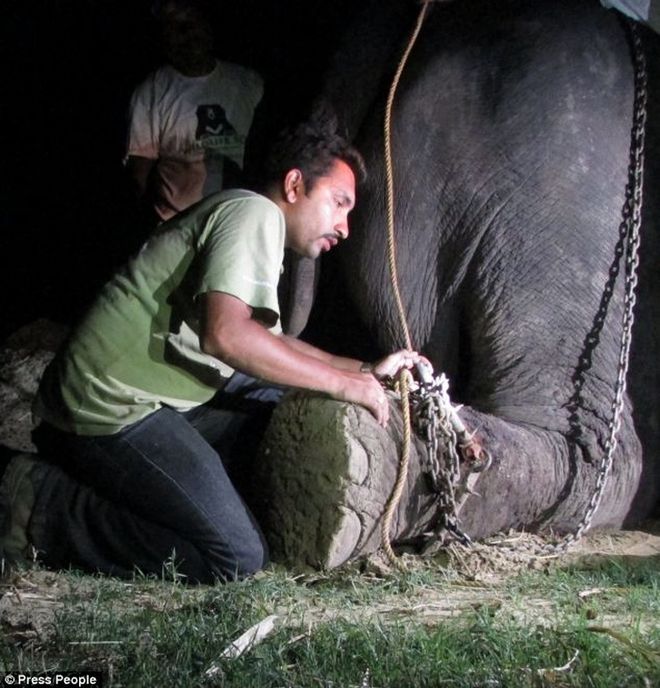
2, 674, 103, 686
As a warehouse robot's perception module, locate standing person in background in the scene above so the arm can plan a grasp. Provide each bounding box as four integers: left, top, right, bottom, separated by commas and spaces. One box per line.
125, 0, 263, 223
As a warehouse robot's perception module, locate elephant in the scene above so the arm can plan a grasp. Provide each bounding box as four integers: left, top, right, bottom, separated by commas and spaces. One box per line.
295, 0, 660, 539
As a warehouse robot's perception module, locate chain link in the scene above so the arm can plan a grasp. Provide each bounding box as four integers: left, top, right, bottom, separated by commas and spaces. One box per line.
409, 373, 490, 547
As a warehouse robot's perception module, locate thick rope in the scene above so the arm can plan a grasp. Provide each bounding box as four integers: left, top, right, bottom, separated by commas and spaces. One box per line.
379, 0, 431, 568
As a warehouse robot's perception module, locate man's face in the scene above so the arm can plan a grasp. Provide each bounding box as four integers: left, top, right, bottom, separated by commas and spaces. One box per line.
159, 3, 214, 72
284, 160, 356, 260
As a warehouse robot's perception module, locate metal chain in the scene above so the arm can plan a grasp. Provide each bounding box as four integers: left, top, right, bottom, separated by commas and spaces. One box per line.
410, 374, 473, 546
410, 362, 494, 544
547, 19, 647, 553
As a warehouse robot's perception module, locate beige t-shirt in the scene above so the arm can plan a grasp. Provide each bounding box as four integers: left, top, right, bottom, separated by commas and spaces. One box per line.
34, 190, 284, 436
126, 60, 263, 220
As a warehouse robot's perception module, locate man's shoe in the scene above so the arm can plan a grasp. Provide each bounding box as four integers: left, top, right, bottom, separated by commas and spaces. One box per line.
0, 452, 38, 575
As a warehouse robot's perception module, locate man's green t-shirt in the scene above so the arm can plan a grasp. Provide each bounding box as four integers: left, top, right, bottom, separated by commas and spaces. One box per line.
34, 190, 285, 436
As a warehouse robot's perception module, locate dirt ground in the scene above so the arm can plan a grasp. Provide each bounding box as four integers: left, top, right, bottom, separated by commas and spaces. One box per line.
1, 523, 658, 644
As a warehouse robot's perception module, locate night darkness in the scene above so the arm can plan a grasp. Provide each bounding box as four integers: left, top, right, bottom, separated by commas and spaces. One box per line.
1, 0, 359, 340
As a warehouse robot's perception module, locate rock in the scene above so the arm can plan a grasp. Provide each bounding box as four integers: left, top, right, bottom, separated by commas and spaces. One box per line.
0, 319, 67, 452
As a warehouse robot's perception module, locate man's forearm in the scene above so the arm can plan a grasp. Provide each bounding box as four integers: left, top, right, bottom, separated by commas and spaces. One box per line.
203, 316, 352, 397
200, 291, 391, 425
280, 334, 363, 373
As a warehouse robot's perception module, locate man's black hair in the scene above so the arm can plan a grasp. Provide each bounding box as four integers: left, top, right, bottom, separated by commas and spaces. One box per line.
152, 0, 211, 21
257, 104, 366, 193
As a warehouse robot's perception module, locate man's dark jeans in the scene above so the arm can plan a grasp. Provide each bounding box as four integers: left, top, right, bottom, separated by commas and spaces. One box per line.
31, 374, 283, 584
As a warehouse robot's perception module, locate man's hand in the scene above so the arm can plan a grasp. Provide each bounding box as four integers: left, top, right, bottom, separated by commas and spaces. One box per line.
370, 349, 431, 380
334, 370, 391, 427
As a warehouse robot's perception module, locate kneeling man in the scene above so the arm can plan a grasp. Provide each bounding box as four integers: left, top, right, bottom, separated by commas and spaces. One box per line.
0, 113, 423, 583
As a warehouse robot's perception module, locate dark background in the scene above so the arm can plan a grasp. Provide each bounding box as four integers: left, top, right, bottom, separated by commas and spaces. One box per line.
0, 0, 360, 340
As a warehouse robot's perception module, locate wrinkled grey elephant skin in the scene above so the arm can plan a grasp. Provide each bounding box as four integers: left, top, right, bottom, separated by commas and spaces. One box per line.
308, 0, 660, 530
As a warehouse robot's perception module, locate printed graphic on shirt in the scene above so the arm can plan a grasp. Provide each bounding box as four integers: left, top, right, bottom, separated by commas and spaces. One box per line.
195, 104, 244, 159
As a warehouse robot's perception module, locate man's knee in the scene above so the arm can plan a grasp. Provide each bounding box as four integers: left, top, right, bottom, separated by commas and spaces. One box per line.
206, 531, 269, 583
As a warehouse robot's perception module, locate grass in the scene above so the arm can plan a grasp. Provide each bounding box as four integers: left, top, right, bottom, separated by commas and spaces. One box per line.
1, 552, 659, 687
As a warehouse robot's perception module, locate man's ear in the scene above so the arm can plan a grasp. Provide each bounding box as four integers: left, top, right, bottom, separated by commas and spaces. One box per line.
283, 168, 304, 203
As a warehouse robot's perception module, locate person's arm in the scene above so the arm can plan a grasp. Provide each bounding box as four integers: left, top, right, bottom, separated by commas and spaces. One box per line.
124, 77, 159, 200
200, 291, 392, 424
281, 334, 427, 380
280, 334, 362, 373
126, 155, 156, 199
